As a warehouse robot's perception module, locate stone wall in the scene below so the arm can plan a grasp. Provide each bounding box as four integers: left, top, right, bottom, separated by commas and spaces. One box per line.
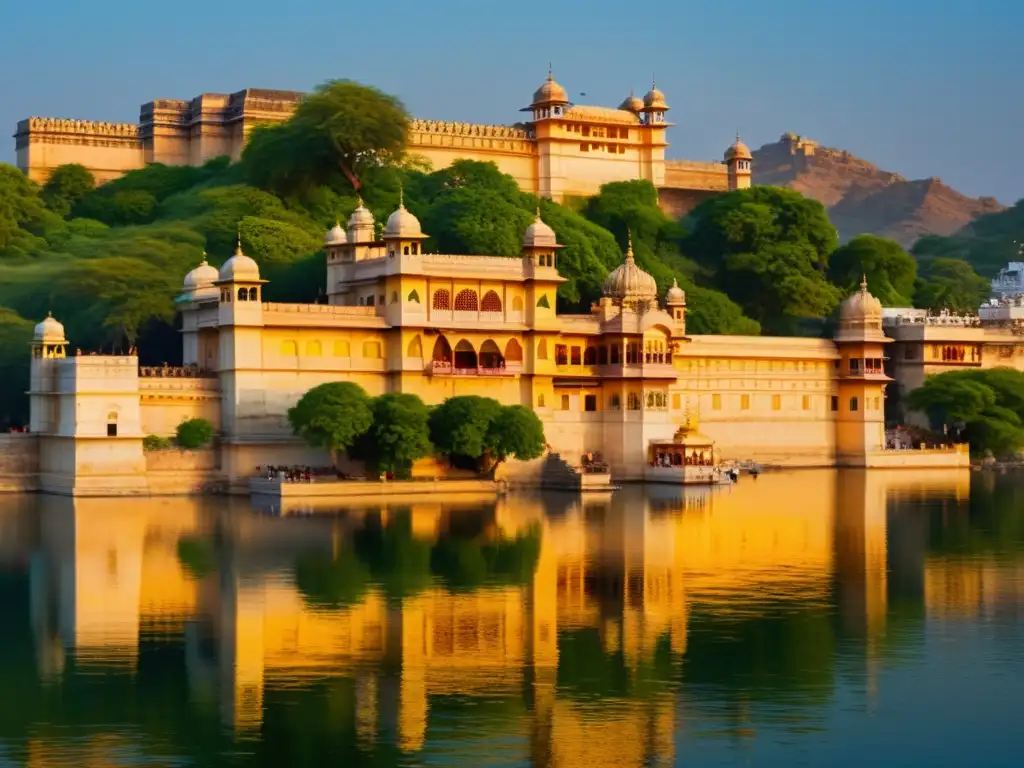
0, 434, 39, 492
144, 447, 218, 472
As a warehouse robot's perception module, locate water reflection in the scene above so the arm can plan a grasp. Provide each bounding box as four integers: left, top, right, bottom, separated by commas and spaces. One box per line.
2, 469, 1024, 766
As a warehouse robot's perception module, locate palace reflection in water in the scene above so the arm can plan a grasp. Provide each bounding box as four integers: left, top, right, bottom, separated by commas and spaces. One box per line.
1, 470, 1023, 767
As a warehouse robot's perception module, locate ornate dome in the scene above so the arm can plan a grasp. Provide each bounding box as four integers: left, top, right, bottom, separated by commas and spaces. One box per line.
183, 257, 218, 291
603, 235, 658, 303
643, 83, 667, 110
34, 312, 65, 343
665, 278, 686, 305
725, 135, 753, 162
218, 237, 261, 282
384, 192, 425, 239
840, 277, 884, 322
523, 209, 558, 249
618, 92, 643, 113
532, 72, 569, 105
324, 220, 346, 247
348, 199, 375, 229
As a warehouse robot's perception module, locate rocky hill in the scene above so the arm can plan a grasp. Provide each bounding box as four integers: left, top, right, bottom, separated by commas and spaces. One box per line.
752, 133, 1003, 248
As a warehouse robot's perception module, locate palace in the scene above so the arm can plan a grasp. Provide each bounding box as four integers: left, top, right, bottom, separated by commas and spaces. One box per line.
14, 75, 750, 215
20, 200, 965, 496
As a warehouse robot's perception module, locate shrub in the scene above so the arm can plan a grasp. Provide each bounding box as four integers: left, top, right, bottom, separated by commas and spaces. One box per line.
175, 418, 215, 449
143, 434, 172, 451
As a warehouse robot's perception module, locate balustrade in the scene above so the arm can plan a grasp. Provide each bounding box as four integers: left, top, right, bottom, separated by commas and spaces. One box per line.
139, 364, 216, 379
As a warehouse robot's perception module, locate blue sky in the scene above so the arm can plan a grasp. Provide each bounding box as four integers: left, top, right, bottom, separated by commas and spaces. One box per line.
3, 0, 1021, 203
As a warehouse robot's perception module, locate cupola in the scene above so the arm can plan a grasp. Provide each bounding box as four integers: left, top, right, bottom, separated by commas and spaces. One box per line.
523, 209, 558, 249
665, 278, 686, 305
347, 197, 376, 242
383, 191, 426, 240
218, 236, 261, 282
603, 234, 658, 306
324, 220, 346, 247
724, 135, 753, 162
33, 312, 66, 343
619, 91, 644, 113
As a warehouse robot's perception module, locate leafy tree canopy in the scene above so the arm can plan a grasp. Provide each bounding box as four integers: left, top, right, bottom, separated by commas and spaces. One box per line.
911, 199, 1024, 278
428, 395, 504, 465
40, 164, 95, 218
355, 393, 433, 478
175, 418, 215, 449
914, 258, 990, 313
0, 308, 34, 428
829, 234, 916, 306
288, 382, 373, 460
489, 405, 546, 467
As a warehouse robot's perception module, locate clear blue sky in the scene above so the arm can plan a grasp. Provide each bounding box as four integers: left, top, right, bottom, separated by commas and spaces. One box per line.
4, 0, 1021, 203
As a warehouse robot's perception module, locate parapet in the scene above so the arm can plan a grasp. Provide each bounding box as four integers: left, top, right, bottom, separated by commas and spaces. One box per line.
15, 117, 138, 138
409, 119, 532, 140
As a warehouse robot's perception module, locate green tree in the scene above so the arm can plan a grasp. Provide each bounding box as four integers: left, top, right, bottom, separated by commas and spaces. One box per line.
243, 80, 409, 195
487, 405, 545, 471
40, 164, 95, 218
828, 234, 916, 305
356, 393, 433, 478
915, 258, 989, 312
175, 418, 215, 449
0, 308, 34, 427
428, 395, 503, 469
910, 198, 1021, 278
684, 186, 842, 333
0, 164, 65, 259
288, 382, 373, 464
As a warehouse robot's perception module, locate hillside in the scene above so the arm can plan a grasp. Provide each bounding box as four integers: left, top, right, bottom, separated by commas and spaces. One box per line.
752, 133, 1003, 248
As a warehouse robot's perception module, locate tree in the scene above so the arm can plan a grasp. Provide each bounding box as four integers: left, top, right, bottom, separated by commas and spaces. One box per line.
355, 392, 432, 478
684, 186, 842, 333
0, 308, 34, 427
428, 395, 503, 468
175, 418, 215, 449
40, 164, 95, 218
243, 80, 409, 195
288, 382, 373, 463
915, 258, 989, 313
488, 405, 545, 470
828, 234, 916, 306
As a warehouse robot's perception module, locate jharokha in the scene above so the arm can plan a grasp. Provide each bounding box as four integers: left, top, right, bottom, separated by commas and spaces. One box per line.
24, 197, 966, 496
14, 75, 751, 216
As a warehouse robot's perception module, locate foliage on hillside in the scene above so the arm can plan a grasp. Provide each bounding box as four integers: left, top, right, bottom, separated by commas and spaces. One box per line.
912, 199, 1024, 278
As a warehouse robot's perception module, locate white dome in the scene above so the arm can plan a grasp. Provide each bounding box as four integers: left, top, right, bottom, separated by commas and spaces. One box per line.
840, 277, 883, 322
219, 238, 261, 282
603, 235, 658, 304
324, 221, 346, 247
523, 209, 557, 248
34, 312, 66, 343
643, 84, 667, 110
348, 200, 375, 229
183, 257, 218, 291
665, 278, 686, 305
384, 197, 424, 239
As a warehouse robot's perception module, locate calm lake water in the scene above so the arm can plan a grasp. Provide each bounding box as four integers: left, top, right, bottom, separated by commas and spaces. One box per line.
1, 469, 1023, 767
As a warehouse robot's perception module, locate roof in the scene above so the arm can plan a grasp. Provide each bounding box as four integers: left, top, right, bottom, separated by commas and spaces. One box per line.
562, 105, 642, 125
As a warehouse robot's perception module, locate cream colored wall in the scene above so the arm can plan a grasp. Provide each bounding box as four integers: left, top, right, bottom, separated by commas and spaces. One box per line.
412, 145, 538, 194
18, 133, 144, 184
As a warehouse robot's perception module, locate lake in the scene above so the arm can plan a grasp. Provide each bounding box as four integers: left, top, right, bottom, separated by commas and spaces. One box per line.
0, 469, 1022, 767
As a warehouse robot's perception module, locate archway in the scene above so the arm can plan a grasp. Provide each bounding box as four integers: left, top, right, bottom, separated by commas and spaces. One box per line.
431, 336, 452, 364
454, 289, 478, 312
454, 340, 477, 370
481, 290, 502, 313
479, 340, 503, 369
407, 335, 423, 358
504, 339, 523, 363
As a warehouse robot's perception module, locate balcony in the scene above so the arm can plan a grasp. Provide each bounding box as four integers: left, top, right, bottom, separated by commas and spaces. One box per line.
597, 355, 677, 379
428, 361, 523, 377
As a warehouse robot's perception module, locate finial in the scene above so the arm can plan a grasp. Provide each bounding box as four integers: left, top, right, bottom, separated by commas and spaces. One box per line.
535, 205, 541, 220
548, 62, 553, 78
736, 131, 741, 143
672, 278, 679, 288
235, 232, 242, 255
47, 311, 53, 318
398, 186, 404, 208
860, 273, 868, 292
626, 231, 634, 262
200, 249, 208, 266
356, 194, 364, 207
652, 74, 657, 89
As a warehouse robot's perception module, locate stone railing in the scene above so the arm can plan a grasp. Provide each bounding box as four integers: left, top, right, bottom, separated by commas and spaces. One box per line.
263, 302, 378, 316
428, 361, 522, 377
139, 365, 216, 379
409, 119, 531, 139
884, 314, 982, 327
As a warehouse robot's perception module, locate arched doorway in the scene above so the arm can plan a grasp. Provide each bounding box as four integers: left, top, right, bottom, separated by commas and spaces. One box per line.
504, 338, 523, 363
454, 340, 477, 370
431, 336, 453, 367
480, 340, 503, 369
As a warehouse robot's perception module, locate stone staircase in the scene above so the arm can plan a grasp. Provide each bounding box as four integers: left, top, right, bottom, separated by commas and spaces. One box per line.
539, 452, 614, 491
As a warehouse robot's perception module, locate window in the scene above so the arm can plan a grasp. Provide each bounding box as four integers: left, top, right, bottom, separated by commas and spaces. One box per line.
597, 346, 608, 365
537, 295, 550, 309
584, 395, 597, 412
802, 395, 811, 410
281, 340, 298, 356
305, 341, 322, 357
580, 142, 589, 152
555, 344, 568, 366
363, 341, 382, 359
712, 394, 722, 410
248, 287, 258, 301
237, 287, 248, 301
610, 395, 621, 410
627, 393, 641, 411
390, 291, 398, 304
610, 345, 620, 364
672, 394, 681, 410
831, 396, 839, 412
407, 335, 423, 357
561, 394, 570, 411
412, 243, 419, 255
432, 289, 451, 311
583, 346, 597, 365
741, 394, 750, 410
333, 340, 350, 357
403, 246, 410, 255
850, 397, 859, 412
408, 289, 420, 303
481, 290, 502, 313
366, 295, 375, 307
537, 339, 548, 360
106, 412, 118, 438
571, 346, 581, 365
849, 358, 862, 374
772, 394, 781, 411
538, 394, 546, 408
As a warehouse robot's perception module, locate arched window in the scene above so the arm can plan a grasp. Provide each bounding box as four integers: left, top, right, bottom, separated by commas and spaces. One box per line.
504, 339, 523, 362
366, 295, 375, 307
481, 290, 502, 313
106, 411, 118, 437
480, 340, 503, 369
362, 341, 382, 359
537, 394, 546, 407
850, 397, 859, 412
237, 287, 248, 301
537, 339, 548, 360
512, 296, 524, 312
305, 340, 322, 357
403, 246, 410, 255
454, 289, 478, 312
432, 289, 450, 311
583, 347, 596, 365
358, 297, 365, 306
597, 346, 608, 365
609, 395, 621, 410
248, 287, 258, 301
408, 289, 420, 303
333, 340, 350, 357
407, 335, 423, 358
431, 336, 452, 364
412, 243, 419, 255
537, 295, 550, 309
281, 340, 298, 356
454, 340, 477, 369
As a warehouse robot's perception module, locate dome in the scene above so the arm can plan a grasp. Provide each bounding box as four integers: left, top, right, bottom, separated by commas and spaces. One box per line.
218, 237, 261, 282
618, 92, 643, 112
603, 235, 658, 303
324, 220, 346, 247
347, 199, 374, 229
665, 278, 686, 305
725, 135, 752, 162
183, 257, 218, 291
532, 72, 569, 105
840, 277, 884, 322
34, 312, 65, 343
384, 192, 425, 239
523, 209, 558, 249
643, 83, 667, 110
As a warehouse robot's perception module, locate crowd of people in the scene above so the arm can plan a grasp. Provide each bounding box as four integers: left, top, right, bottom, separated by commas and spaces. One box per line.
259, 465, 336, 483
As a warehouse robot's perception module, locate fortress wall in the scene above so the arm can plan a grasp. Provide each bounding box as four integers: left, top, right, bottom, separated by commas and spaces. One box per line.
15, 119, 144, 184
0, 434, 39, 492
144, 447, 218, 472
657, 187, 720, 218
139, 377, 221, 435
408, 122, 537, 192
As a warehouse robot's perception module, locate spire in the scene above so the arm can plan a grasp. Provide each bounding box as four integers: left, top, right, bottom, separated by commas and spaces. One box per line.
535, 205, 542, 220
200, 250, 208, 266
860, 273, 868, 292
548, 62, 553, 78
625, 231, 634, 263
235, 231, 243, 256
398, 185, 404, 209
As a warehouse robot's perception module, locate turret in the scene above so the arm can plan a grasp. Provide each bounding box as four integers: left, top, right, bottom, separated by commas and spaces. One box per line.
521, 208, 561, 270
382, 191, 427, 258
665, 279, 687, 336
523, 69, 570, 122
725, 135, 753, 191
639, 80, 669, 125
29, 313, 67, 433
216, 236, 265, 328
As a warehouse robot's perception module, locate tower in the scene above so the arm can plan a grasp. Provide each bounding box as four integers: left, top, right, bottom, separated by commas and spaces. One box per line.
834, 278, 892, 465
29, 313, 68, 434
725, 135, 753, 191
638, 81, 671, 189
664, 279, 687, 337
523, 70, 571, 200
325, 198, 378, 306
